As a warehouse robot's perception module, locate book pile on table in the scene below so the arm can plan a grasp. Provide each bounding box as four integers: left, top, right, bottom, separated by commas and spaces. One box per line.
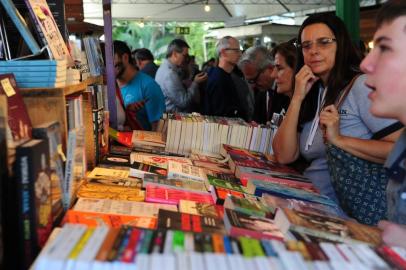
30, 142, 405, 269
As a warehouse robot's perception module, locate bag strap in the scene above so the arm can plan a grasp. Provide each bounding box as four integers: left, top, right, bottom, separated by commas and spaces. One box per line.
335, 74, 361, 109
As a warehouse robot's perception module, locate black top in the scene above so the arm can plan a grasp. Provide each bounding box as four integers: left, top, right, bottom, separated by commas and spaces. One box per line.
141, 61, 159, 78
253, 88, 290, 124
202, 67, 244, 118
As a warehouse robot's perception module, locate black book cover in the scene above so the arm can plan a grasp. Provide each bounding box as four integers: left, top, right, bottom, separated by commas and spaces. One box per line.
13, 139, 52, 269
157, 209, 225, 234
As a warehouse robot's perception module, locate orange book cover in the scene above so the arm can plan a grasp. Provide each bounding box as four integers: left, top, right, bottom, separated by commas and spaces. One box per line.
63, 210, 157, 229
76, 182, 145, 202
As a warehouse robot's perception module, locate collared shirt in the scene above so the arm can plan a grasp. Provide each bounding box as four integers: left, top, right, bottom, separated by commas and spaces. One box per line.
385, 129, 406, 224
155, 59, 199, 113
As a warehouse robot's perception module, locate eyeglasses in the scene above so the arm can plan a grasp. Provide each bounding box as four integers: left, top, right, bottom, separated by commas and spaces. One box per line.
225, 48, 242, 52
295, 37, 336, 51
247, 68, 265, 84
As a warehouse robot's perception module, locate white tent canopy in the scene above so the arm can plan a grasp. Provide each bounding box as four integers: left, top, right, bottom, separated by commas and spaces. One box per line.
84, 0, 379, 24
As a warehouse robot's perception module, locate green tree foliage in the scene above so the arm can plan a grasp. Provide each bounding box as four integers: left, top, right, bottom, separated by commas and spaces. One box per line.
112, 20, 222, 67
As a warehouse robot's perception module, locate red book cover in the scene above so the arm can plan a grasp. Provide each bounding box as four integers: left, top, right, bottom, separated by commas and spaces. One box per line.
120, 228, 141, 263
0, 74, 32, 141
145, 185, 214, 205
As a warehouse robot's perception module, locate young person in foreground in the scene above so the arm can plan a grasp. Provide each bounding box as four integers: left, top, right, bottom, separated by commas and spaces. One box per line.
360, 0, 406, 247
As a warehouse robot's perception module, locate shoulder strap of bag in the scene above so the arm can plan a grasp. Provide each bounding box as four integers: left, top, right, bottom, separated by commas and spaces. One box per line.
335, 74, 361, 108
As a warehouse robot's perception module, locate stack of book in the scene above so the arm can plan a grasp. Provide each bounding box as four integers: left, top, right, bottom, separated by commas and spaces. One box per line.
32, 223, 399, 270
22, 124, 405, 269
0, 59, 67, 88
162, 113, 277, 156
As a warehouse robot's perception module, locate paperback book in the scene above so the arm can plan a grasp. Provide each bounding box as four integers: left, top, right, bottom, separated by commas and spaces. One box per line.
274, 208, 382, 246
178, 200, 221, 219
63, 210, 157, 229
223, 209, 284, 241
157, 209, 225, 234
142, 174, 208, 194
73, 198, 177, 218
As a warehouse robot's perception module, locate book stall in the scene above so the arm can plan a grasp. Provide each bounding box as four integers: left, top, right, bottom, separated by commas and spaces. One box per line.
0, 0, 405, 270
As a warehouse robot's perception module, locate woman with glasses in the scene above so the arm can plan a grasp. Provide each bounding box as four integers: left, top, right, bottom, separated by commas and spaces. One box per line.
272, 14, 402, 224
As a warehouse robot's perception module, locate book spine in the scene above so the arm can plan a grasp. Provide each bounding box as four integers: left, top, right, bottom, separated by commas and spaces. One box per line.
22, 0, 47, 47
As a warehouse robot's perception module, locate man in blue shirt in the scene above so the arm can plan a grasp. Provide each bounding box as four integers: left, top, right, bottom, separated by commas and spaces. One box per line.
114, 40, 165, 131
360, 0, 406, 247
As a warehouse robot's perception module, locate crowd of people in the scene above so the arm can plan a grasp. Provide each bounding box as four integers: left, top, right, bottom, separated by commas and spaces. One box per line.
112, 0, 406, 248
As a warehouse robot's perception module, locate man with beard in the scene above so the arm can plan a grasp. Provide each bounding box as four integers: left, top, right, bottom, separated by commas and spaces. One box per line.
113, 40, 165, 131
155, 39, 208, 113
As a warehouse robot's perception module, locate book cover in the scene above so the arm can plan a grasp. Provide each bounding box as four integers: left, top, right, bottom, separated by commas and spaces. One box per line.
223, 195, 270, 218
235, 165, 312, 187
157, 209, 225, 234
130, 161, 167, 178
63, 210, 157, 229
178, 200, 220, 218
23, 0, 72, 63
167, 160, 207, 182
132, 130, 166, 148
32, 121, 64, 223
14, 139, 52, 268
260, 193, 344, 219
0, 97, 7, 268
109, 127, 132, 148
77, 182, 145, 202
223, 209, 284, 241
142, 174, 208, 194
0, 0, 41, 55
73, 198, 177, 219
192, 160, 232, 174
0, 74, 32, 141
274, 208, 382, 246
86, 175, 142, 189
246, 180, 337, 207
87, 167, 130, 180
210, 185, 245, 205
130, 152, 192, 169
99, 154, 131, 168
207, 175, 245, 193
145, 185, 213, 205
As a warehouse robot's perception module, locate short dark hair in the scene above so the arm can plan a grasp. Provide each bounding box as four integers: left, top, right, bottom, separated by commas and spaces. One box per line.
166, 39, 189, 58
296, 14, 362, 125
133, 48, 154, 61
376, 0, 406, 29
113, 40, 134, 64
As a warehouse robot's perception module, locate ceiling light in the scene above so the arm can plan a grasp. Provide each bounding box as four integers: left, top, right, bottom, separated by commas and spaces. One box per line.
204, 1, 210, 12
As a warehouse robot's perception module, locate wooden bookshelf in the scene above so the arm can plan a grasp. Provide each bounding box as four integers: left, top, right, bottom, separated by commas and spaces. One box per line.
20, 76, 104, 169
